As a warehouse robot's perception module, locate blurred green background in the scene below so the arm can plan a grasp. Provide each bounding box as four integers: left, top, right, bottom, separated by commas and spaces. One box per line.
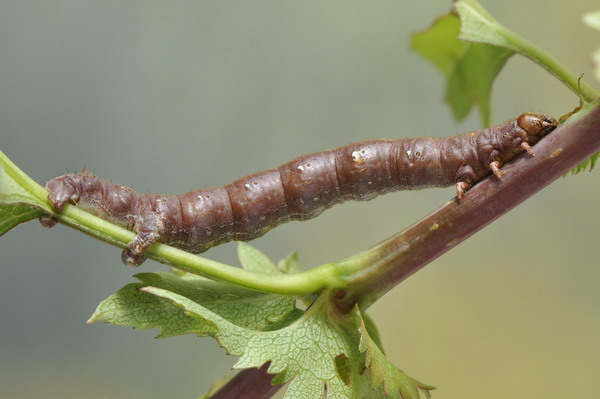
1, 1, 598, 398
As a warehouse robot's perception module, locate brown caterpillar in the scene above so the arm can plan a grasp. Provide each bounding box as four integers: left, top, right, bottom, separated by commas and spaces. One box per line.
40, 113, 557, 266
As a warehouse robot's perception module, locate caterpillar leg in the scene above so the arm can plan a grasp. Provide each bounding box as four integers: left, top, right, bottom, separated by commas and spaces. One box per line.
122, 210, 166, 267
122, 249, 146, 267
455, 165, 476, 201
520, 142, 534, 155
455, 181, 471, 201
489, 160, 503, 179
41, 173, 168, 267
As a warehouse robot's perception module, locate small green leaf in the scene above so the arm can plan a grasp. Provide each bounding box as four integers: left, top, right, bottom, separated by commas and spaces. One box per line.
0, 164, 45, 206
446, 44, 513, 124
454, 0, 513, 49
411, 14, 465, 77
567, 151, 599, 175
362, 312, 384, 353
89, 281, 216, 338
237, 242, 280, 274
411, 12, 513, 125
0, 202, 45, 236
561, 100, 600, 176
89, 271, 299, 338
0, 159, 49, 235
277, 251, 301, 274
453, 0, 600, 102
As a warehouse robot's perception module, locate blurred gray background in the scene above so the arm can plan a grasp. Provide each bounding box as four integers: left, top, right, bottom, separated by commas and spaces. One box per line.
1, 1, 598, 398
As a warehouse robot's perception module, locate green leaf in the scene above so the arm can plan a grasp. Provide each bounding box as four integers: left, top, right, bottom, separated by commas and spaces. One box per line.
142, 286, 431, 399
411, 14, 465, 77
583, 10, 600, 82
446, 43, 513, 125
454, 0, 513, 49
0, 163, 45, 206
567, 151, 599, 175
0, 202, 45, 236
362, 312, 384, 353
560, 100, 600, 176
88, 271, 299, 338
277, 251, 301, 274
454, 0, 599, 102
411, 12, 513, 125
237, 242, 280, 274
414, 0, 598, 124
0, 158, 49, 235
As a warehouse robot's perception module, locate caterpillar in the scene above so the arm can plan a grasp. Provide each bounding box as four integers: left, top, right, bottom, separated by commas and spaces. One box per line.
40, 113, 557, 266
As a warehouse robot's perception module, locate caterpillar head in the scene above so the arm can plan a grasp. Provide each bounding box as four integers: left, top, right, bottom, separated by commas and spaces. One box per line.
517, 113, 558, 143
494, 113, 557, 161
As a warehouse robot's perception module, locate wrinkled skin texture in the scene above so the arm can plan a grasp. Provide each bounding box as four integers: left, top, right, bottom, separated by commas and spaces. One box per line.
41, 113, 557, 266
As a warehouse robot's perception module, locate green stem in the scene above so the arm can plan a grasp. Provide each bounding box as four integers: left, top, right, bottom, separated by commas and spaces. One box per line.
501, 27, 599, 102
0, 150, 346, 295
0, 150, 52, 211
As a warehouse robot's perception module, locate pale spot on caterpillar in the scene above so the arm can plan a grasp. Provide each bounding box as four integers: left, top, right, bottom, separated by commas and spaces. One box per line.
352, 149, 367, 164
